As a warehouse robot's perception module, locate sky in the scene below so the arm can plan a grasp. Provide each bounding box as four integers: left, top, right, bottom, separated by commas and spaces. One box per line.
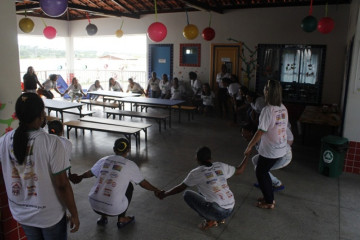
17, 34, 147, 55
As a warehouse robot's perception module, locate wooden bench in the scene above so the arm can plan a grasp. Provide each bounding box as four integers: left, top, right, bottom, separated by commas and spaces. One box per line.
171, 105, 196, 121
63, 109, 95, 117
80, 99, 120, 111
79, 116, 152, 143
46, 116, 60, 122
105, 109, 169, 132
63, 120, 141, 150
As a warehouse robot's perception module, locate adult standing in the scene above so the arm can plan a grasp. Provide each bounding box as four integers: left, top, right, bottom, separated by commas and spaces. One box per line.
0, 93, 79, 239
23, 66, 43, 93
244, 80, 288, 209
216, 64, 231, 117
146, 72, 161, 98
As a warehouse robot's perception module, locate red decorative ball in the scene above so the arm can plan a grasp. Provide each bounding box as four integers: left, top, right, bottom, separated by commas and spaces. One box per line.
147, 22, 167, 42
202, 27, 215, 41
43, 26, 57, 39
317, 17, 335, 34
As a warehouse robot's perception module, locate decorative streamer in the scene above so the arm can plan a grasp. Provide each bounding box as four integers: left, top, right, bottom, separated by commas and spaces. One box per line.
154, 0, 158, 22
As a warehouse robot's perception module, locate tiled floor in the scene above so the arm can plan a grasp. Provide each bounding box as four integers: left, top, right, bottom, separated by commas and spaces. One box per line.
60, 106, 360, 240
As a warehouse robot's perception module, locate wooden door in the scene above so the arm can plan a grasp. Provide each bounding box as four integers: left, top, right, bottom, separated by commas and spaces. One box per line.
210, 44, 242, 91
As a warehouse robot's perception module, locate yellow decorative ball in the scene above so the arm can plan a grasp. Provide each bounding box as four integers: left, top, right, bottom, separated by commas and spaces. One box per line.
183, 24, 198, 40
115, 29, 124, 38
19, 17, 35, 33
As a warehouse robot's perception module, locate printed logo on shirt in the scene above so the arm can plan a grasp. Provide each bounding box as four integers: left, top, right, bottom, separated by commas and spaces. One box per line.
205, 172, 214, 178
99, 177, 104, 184
215, 170, 224, 176
110, 172, 118, 178
225, 191, 233, 198
103, 162, 111, 168
27, 185, 37, 196
25, 160, 34, 169
221, 184, 228, 189
212, 186, 221, 193
12, 182, 21, 196
23, 171, 37, 181
94, 185, 100, 194
100, 170, 109, 175
112, 165, 122, 172
206, 179, 217, 185
12, 168, 20, 179
106, 179, 113, 185
103, 188, 112, 197
218, 194, 225, 200
112, 182, 116, 187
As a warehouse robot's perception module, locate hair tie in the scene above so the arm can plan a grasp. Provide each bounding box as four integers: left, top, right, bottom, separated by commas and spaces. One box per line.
116, 141, 127, 152
50, 129, 55, 133
22, 96, 28, 102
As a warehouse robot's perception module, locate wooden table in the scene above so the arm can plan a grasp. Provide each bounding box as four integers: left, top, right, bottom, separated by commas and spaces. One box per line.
87, 90, 140, 99
43, 99, 84, 122
117, 97, 185, 127
298, 105, 341, 143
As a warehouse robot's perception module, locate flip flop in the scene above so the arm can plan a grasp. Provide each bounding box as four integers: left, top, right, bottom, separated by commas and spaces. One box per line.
97, 217, 108, 226
117, 216, 135, 229
198, 220, 218, 230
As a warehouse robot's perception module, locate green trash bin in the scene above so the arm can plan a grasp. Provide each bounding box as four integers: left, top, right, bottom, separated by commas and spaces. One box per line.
319, 135, 348, 177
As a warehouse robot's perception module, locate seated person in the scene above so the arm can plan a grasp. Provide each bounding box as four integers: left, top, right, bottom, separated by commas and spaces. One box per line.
246, 91, 266, 126
126, 78, 145, 95
159, 74, 171, 99
62, 77, 86, 102
170, 77, 185, 100
37, 74, 62, 99
87, 80, 104, 100
69, 138, 161, 229
109, 77, 123, 92
157, 146, 249, 230
199, 83, 215, 115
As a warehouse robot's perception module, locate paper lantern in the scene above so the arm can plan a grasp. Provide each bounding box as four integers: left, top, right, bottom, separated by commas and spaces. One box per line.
40, 0, 68, 17
43, 26, 57, 39
19, 17, 34, 33
202, 27, 215, 41
317, 17, 335, 34
301, 15, 318, 33
115, 29, 124, 38
86, 23, 98, 36
147, 22, 167, 42
183, 24, 198, 40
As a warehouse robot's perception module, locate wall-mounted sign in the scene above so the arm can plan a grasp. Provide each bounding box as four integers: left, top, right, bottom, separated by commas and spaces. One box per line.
159, 59, 166, 63
221, 57, 230, 62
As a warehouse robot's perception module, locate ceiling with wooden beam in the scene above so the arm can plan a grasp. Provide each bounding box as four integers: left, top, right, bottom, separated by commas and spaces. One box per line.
15, 0, 351, 21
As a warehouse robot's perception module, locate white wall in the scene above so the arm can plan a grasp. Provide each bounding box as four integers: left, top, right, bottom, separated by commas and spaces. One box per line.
16, 5, 350, 105
0, 1, 21, 134
343, 2, 360, 142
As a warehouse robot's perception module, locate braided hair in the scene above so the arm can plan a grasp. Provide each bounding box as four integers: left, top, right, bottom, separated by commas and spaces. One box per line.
13, 93, 44, 165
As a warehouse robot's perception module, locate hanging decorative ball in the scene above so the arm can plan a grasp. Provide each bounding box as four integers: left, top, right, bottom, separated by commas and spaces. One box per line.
202, 27, 215, 41
40, 0, 68, 17
301, 15, 318, 33
183, 24, 198, 40
317, 17, 335, 34
43, 26, 57, 39
86, 23, 98, 36
115, 29, 124, 38
147, 22, 167, 42
19, 17, 35, 33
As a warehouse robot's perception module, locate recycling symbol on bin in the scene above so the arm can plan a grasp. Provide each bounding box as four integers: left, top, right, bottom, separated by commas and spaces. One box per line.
323, 150, 334, 163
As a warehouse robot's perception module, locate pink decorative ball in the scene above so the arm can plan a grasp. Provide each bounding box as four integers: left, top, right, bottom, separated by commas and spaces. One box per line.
147, 22, 167, 42
317, 17, 335, 34
43, 26, 57, 39
202, 27, 215, 41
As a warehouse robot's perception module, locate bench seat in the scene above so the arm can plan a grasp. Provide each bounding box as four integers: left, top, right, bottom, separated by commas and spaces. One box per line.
80, 99, 120, 110
105, 109, 169, 132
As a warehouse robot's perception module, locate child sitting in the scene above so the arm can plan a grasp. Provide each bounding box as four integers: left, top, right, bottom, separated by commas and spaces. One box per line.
199, 83, 215, 115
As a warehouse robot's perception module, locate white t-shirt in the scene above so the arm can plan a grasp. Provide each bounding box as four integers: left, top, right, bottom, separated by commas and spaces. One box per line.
67, 83, 82, 94
88, 155, 144, 215
216, 72, 231, 88
88, 84, 103, 92
170, 86, 185, 100
258, 104, 288, 158
228, 83, 241, 100
43, 80, 55, 91
191, 79, 202, 96
110, 81, 123, 91
59, 136, 72, 162
201, 92, 215, 106
0, 130, 70, 228
159, 80, 171, 95
148, 78, 160, 91
251, 96, 266, 114
183, 162, 235, 209
127, 82, 143, 93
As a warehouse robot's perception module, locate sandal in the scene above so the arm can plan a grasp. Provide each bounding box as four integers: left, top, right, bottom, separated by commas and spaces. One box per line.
117, 216, 135, 229
256, 201, 275, 209
97, 217, 108, 226
218, 219, 226, 224
257, 197, 276, 205
198, 220, 218, 230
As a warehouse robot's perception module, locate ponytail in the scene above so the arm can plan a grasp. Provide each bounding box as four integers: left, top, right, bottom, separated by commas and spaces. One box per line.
13, 93, 44, 165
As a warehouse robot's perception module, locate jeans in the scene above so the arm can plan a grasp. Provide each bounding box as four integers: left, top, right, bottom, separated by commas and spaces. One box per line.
183, 190, 233, 221
21, 214, 67, 240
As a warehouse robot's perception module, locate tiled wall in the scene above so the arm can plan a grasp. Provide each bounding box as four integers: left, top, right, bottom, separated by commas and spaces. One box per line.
344, 141, 360, 174
0, 166, 27, 240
